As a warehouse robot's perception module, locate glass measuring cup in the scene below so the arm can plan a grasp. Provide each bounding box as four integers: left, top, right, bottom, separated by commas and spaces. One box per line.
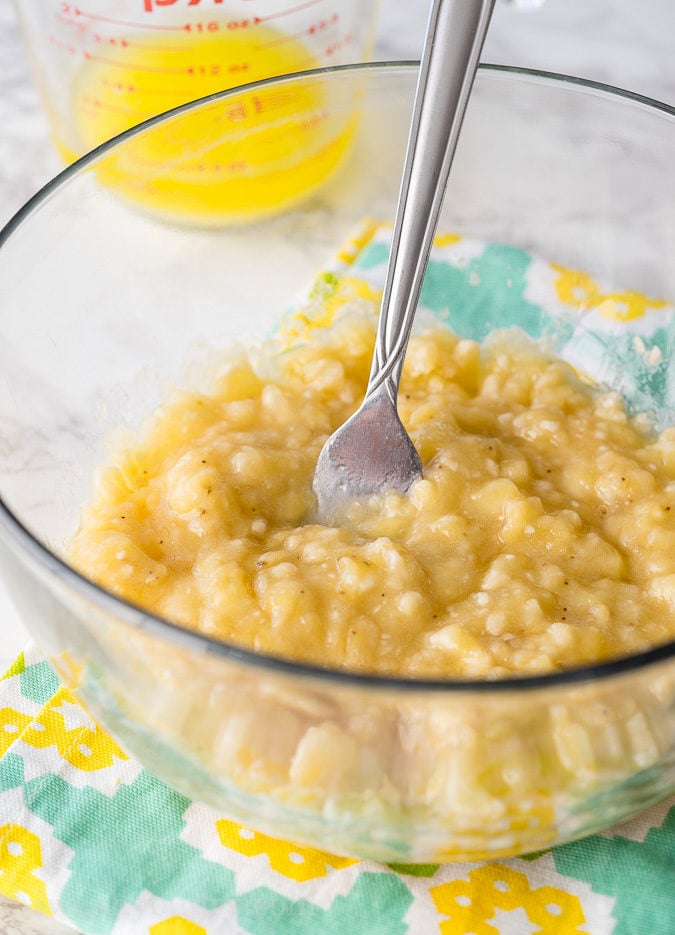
13, 0, 379, 225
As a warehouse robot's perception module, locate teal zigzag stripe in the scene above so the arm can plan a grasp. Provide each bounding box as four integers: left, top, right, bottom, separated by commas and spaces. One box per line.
553, 805, 675, 935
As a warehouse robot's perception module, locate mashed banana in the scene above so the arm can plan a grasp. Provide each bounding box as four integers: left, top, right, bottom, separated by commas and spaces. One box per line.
71, 308, 675, 678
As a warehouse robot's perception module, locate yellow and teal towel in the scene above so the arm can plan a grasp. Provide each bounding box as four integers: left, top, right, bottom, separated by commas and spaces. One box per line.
2, 226, 675, 932
1, 647, 674, 933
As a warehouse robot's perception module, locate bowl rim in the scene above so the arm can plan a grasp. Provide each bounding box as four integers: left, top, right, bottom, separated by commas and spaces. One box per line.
2, 61, 675, 694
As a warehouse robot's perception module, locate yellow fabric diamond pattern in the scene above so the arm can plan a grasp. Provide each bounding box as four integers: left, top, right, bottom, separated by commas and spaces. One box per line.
551, 263, 667, 322
149, 917, 207, 935
0, 823, 52, 916
285, 274, 383, 342
336, 219, 382, 265
433, 232, 462, 247
19, 686, 128, 772
0, 708, 32, 757
431, 863, 588, 935
216, 818, 356, 882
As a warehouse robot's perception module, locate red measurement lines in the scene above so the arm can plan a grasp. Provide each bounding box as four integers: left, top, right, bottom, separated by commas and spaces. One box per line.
256, 12, 338, 49
121, 39, 193, 52
79, 93, 142, 117
64, 7, 188, 31
128, 86, 200, 96
92, 34, 190, 53
49, 34, 77, 54
83, 51, 193, 74
257, 0, 327, 23
58, 2, 331, 38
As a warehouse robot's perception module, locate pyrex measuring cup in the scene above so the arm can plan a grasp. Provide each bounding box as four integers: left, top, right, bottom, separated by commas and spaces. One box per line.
13, 0, 379, 225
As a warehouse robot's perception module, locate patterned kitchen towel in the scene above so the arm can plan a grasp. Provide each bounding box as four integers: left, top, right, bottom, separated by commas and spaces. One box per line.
297, 221, 675, 426
1, 647, 674, 934
2, 225, 675, 933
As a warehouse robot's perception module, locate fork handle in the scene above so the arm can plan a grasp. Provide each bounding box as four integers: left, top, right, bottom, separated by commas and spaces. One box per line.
367, 0, 497, 398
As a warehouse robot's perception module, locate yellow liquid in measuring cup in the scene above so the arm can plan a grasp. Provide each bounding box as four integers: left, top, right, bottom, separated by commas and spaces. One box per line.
62, 28, 355, 225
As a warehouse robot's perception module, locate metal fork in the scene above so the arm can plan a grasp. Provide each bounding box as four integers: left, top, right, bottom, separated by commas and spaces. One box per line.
312, 0, 497, 522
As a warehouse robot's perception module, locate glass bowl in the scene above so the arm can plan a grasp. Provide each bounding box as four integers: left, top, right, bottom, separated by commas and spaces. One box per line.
1, 63, 675, 864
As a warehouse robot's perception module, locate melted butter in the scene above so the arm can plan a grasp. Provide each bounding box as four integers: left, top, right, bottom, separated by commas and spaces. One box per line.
58, 28, 355, 225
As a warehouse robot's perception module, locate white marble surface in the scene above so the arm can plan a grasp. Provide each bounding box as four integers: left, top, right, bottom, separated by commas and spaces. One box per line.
0, 0, 674, 931
0, 900, 76, 935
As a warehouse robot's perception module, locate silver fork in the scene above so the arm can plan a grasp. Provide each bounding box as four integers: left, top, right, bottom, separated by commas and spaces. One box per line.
312, 0, 497, 522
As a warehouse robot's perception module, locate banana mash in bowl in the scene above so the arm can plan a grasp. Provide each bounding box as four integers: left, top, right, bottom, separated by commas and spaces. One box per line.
1, 65, 675, 862
70, 298, 675, 681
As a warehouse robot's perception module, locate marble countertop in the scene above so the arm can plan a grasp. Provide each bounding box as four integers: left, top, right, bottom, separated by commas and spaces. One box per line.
0, 0, 674, 930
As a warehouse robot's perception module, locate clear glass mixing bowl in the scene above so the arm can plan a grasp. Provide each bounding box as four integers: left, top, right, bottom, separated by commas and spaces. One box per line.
1, 64, 674, 863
